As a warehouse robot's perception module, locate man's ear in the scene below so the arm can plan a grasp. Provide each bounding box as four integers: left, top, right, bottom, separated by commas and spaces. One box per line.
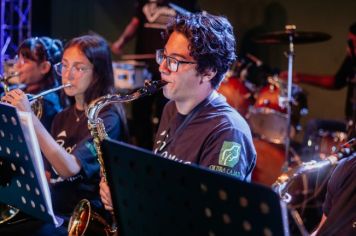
39, 61, 51, 75
201, 68, 217, 83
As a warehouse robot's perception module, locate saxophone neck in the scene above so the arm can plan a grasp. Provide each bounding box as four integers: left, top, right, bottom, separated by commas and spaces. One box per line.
87, 94, 113, 123
87, 80, 167, 122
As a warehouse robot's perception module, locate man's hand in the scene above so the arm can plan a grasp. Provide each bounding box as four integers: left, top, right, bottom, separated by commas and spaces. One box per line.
99, 177, 114, 212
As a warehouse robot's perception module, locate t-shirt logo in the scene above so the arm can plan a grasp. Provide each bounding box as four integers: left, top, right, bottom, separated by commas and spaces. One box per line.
218, 141, 241, 168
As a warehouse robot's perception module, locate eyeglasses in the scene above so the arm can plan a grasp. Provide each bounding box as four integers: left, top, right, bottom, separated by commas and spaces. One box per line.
13, 55, 29, 66
156, 49, 196, 72
54, 62, 92, 77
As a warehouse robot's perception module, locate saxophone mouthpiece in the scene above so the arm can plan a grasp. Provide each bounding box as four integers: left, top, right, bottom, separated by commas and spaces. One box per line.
144, 80, 168, 95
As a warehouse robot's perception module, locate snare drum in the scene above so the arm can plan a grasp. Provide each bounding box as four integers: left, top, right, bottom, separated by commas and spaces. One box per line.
247, 78, 307, 144
112, 60, 151, 90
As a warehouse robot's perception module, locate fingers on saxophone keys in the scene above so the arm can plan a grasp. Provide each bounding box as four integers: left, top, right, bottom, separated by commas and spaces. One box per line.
99, 182, 114, 211
100, 194, 113, 211
2, 90, 19, 102
11, 88, 21, 94
1, 94, 13, 104
105, 205, 114, 212
4, 90, 29, 106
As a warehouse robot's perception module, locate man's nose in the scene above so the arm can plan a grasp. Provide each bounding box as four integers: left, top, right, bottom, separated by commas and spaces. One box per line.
159, 58, 170, 74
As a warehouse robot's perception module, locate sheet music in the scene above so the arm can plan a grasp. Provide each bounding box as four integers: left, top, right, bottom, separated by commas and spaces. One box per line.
18, 111, 60, 227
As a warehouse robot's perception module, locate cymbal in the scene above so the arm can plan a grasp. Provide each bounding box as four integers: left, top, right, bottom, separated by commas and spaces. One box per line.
253, 31, 332, 44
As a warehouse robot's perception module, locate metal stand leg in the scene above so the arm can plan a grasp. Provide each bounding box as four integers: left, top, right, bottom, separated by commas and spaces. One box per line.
289, 207, 310, 236
283, 25, 296, 170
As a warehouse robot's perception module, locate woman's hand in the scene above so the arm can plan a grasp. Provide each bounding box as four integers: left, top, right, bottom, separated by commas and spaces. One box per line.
99, 177, 114, 212
1, 89, 32, 112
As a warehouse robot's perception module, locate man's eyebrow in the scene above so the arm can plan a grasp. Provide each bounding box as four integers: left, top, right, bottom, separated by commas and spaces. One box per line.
163, 47, 192, 60
169, 53, 188, 60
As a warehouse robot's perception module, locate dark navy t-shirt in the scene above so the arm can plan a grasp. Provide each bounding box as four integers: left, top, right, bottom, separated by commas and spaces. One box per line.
49, 105, 122, 215
153, 91, 256, 181
40, 92, 62, 132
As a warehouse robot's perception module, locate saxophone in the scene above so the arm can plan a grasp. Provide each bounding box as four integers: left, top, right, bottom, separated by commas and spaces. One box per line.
67, 80, 167, 236
272, 138, 355, 202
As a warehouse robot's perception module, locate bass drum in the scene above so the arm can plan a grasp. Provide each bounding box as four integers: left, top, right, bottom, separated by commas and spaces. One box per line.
251, 138, 286, 186
218, 76, 253, 117
247, 79, 307, 144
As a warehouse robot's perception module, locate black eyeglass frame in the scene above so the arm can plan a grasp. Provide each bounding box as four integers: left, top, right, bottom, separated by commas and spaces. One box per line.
156, 49, 196, 72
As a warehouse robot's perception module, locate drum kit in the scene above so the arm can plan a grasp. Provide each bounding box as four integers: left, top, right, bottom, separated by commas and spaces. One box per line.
219, 25, 350, 233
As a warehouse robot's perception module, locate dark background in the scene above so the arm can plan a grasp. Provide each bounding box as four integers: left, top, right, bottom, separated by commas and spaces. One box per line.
32, 0, 356, 134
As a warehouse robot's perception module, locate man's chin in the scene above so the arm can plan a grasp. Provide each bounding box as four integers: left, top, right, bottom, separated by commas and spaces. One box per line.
162, 89, 173, 100
162, 92, 170, 100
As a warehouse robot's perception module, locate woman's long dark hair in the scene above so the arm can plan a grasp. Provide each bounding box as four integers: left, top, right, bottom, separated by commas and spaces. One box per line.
63, 35, 129, 140
64, 35, 115, 104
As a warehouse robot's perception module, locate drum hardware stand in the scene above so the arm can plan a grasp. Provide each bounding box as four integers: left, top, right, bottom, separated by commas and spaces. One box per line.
283, 24, 296, 171
289, 208, 309, 236
275, 33, 309, 235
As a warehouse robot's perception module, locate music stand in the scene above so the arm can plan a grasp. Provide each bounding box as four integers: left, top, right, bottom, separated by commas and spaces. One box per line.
0, 103, 58, 225
102, 139, 289, 236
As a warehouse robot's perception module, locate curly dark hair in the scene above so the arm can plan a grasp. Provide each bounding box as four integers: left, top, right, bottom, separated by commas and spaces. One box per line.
163, 13, 237, 88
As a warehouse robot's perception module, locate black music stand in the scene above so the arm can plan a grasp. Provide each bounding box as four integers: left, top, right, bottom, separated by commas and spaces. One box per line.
102, 139, 289, 236
0, 103, 58, 225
